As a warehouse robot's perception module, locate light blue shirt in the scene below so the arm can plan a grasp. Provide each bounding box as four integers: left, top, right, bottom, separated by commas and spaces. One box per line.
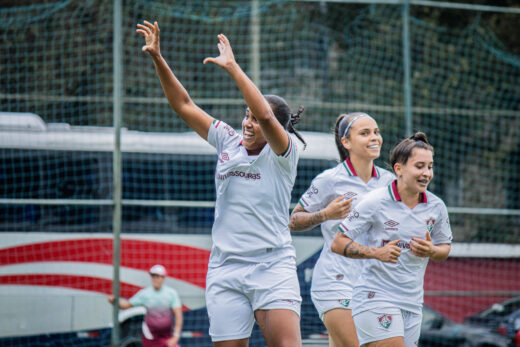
129, 285, 181, 311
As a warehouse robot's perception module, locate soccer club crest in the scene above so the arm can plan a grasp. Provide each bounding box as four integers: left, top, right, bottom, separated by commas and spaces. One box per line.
378, 314, 392, 329
426, 218, 435, 233
338, 299, 350, 308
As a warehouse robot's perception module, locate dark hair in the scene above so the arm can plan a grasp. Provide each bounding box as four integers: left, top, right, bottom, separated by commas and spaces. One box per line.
264, 95, 306, 149
333, 112, 370, 162
390, 132, 434, 172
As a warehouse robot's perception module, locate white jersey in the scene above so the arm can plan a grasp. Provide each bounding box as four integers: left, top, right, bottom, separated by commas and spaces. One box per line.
207, 119, 299, 267
299, 158, 394, 299
339, 180, 452, 314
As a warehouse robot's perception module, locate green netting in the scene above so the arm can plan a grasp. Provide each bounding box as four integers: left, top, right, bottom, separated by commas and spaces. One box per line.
0, 1, 519, 346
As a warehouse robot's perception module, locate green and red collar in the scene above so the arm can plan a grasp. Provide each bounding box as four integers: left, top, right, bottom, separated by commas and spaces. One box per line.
388, 180, 427, 203
342, 157, 379, 178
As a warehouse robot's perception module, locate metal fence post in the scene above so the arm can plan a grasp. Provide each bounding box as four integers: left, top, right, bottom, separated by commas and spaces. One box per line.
402, 0, 413, 136
250, 0, 261, 86
111, 0, 123, 345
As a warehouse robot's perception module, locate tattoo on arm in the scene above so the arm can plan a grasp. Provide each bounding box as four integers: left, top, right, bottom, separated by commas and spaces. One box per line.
289, 209, 326, 231
343, 241, 353, 257
344, 242, 377, 259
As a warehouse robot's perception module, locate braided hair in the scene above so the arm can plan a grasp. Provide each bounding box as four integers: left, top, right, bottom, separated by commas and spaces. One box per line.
264, 95, 306, 149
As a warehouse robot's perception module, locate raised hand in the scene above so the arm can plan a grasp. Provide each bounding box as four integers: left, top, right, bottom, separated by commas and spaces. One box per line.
411, 231, 434, 258
376, 239, 402, 263
136, 20, 160, 57
203, 34, 236, 70
324, 196, 353, 220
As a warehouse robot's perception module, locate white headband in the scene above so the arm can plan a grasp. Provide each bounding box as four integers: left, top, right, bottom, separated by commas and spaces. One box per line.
342, 114, 371, 138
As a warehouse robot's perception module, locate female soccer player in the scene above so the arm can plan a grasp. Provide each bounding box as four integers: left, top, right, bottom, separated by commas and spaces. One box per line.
331, 132, 452, 347
289, 112, 394, 347
137, 21, 305, 347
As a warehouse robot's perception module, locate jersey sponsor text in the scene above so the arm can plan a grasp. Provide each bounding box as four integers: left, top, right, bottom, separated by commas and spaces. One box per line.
382, 239, 410, 249
216, 170, 261, 181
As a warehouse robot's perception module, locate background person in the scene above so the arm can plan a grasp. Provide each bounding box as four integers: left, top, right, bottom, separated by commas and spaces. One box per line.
108, 264, 183, 347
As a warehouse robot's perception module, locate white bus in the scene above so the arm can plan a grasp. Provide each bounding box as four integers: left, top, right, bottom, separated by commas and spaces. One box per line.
3, 113, 515, 346
0, 112, 337, 346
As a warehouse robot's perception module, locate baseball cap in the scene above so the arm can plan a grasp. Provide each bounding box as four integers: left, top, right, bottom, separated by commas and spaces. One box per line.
149, 264, 167, 276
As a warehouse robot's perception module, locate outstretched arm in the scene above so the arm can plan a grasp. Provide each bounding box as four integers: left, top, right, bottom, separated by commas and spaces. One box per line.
136, 21, 213, 140
331, 233, 402, 263
203, 34, 289, 155
107, 295, 133, 309
289, 196, 353, 232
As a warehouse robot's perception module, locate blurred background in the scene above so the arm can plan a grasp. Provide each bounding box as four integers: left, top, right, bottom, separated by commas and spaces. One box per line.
0, 0, 519, 346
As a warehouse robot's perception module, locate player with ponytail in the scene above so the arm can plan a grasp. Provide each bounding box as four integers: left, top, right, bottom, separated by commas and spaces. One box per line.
290, 112, 394, 347
137, 21, 305, 347
331, 132, 452, 347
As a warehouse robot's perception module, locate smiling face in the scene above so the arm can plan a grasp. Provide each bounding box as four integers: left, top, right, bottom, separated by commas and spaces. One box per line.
341, 117, 382, 160
394, 148, 434, 194
241, 108, 267, 155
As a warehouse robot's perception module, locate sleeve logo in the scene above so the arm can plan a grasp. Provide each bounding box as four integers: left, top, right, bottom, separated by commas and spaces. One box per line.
218, 152, 230, 163
223, 124, 236, 137
346, 209, 359, 222
305, 184, 319, 198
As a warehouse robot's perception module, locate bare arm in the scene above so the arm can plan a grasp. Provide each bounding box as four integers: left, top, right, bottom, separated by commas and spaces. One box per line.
173, 307, 183, 337
411, 232, 451, 261
167, 307, 183, 346
331, 232, 402, 263
107, 295, 133, 309
289, 196, 353, 232
289, 204, 327, 232
203, 34, 289, 155
429, 243, 451, 261
137, 21, 213, 140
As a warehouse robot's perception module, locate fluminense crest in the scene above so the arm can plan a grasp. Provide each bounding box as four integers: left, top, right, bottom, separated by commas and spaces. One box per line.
426, 218, 435, 232
377, 314, 392, 328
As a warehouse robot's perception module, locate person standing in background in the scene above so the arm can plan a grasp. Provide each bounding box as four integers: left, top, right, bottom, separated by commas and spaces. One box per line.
109, 264, 183, 347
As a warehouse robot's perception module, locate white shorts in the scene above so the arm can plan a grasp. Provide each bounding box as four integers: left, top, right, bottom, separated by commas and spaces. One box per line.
205, 256, 301, 342
311, 292, 352, 320
354, 307, 421, 347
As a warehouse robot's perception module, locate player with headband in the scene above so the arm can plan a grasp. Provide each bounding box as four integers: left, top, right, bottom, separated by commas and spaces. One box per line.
290, 112, 394, 347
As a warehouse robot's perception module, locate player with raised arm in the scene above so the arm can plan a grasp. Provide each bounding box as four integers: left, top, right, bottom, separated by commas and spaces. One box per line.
136, 21, 306, 347
289, 113, 394, 347
331, 132, 452, 347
